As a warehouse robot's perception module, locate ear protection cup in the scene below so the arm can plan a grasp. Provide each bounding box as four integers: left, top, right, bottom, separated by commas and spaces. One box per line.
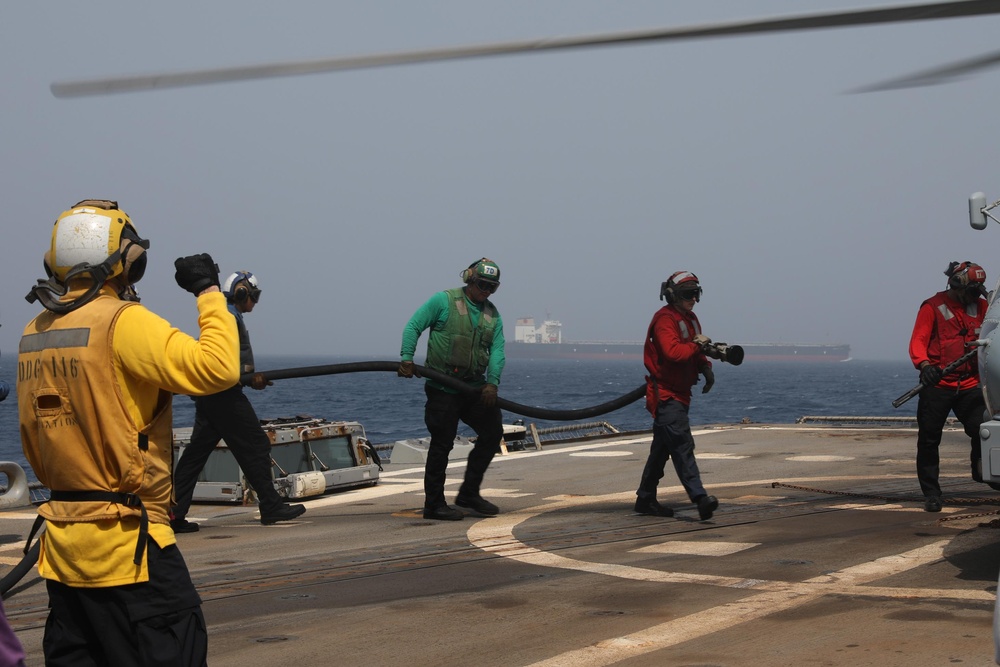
662, 273, 682, 303
234, 284, 249, 302
121, 237, 147, 284
461, 258, 486, 284
946, 261, 966, 289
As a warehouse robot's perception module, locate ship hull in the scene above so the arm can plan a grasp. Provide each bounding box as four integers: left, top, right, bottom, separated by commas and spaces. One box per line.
506, 341, 851, 362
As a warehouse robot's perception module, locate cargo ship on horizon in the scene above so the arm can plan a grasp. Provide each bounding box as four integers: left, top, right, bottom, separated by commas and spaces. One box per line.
509, 317, 851, 362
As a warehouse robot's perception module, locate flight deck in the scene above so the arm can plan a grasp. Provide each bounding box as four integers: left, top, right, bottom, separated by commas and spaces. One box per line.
1, 423, 998, 666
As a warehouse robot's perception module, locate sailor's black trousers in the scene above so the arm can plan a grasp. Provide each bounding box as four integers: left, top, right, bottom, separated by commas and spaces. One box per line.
915, 385, 985, 497
43, 540, 206, 666
172, 385, 284, 521
422, 385, 502, 509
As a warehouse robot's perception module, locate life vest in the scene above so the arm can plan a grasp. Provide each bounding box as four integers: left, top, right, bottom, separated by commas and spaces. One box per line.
425, 288, 497, 381
643, 305, 704, 412
18, 296, 174, 563
231, 305, 255, 374
921, 291, 985, 385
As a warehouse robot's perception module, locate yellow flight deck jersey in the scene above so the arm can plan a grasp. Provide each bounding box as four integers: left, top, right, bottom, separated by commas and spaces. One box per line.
18, 286, 239, 587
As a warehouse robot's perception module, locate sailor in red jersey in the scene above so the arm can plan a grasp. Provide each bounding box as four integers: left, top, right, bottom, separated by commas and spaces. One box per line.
908, 261, 992, 512
634, 271, 719, 521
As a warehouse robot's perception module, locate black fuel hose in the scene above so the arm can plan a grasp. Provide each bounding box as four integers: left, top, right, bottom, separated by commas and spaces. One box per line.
1, 541, 38, 599
0, 362, 641, 600
0, 363, 642, 600
242, 361, 645, 421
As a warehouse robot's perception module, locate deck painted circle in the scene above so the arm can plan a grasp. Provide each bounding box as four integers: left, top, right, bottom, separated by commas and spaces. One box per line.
466, 474, 984, 667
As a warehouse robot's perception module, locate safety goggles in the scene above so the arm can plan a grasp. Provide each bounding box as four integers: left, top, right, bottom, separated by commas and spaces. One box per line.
676, 288, 701, 301
474, 280, 498, 293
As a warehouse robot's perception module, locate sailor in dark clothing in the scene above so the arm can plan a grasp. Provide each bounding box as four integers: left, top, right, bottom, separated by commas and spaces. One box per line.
171, 270, 306, 530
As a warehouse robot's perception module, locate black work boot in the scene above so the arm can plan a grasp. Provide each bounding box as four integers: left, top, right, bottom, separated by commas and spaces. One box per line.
423, 505, 464, 521
260, 503, 306, 525
170, 518, 200, 534
455, 494, 499, 516
634, 498, 674, 517
697, 495, 719, 521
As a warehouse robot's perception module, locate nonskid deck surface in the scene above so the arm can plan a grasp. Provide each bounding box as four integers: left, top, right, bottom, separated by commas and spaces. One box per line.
2, 424, 998, 666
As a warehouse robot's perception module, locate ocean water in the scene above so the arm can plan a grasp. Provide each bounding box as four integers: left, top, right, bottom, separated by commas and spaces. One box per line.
0, 356, 921, 482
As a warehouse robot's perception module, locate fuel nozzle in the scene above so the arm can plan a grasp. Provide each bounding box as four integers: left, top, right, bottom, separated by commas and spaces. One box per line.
704, 342, 744, 366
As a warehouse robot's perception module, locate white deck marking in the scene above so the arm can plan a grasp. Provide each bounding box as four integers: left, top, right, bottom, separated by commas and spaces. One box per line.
523, 543, 951, 667
269, 435, 657, 512
466, 477, 991, 667
696, 453, 750, 460
829, 502, 964, 513
631, 541, 760, 556
477, 489, 534, 498
570, 451, 633, 458
786, 455, 855, 462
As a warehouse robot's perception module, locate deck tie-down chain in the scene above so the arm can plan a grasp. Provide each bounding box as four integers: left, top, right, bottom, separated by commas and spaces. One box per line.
770, 482, 1000, 527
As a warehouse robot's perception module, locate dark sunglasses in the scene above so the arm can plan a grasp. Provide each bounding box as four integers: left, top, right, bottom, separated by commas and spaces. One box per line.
248, 287, 262, 303
474, 280, 498, 293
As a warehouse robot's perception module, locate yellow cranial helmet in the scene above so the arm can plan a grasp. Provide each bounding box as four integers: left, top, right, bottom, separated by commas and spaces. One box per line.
27, 200, 150, 313
48, 200, 148, 283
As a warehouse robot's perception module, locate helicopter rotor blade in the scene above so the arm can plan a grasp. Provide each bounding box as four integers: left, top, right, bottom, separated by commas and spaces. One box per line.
50, 0, 1000, 98
850, 47, 1000, 92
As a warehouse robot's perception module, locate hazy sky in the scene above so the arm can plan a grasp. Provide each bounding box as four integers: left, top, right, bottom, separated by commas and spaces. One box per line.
4, 1, 1000, 366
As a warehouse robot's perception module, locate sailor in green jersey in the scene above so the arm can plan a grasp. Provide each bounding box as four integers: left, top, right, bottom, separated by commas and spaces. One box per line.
399, 258, 506, 521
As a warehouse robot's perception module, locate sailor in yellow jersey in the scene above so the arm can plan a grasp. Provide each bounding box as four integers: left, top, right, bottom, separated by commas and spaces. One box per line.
18, 200, 239, 665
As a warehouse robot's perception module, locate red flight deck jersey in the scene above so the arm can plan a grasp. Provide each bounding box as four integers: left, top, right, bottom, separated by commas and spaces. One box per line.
644, 304, 710, 413
908, 290, 986, 391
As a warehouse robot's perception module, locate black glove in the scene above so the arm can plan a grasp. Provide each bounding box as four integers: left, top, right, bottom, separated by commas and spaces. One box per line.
701, 366, 715, 394
174, 254, 220, 295
920, 364, 943, 387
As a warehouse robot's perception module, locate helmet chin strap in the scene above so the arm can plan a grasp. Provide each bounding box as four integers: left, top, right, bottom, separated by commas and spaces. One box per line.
26, 277, 103, 314
25, 250, 122, 314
